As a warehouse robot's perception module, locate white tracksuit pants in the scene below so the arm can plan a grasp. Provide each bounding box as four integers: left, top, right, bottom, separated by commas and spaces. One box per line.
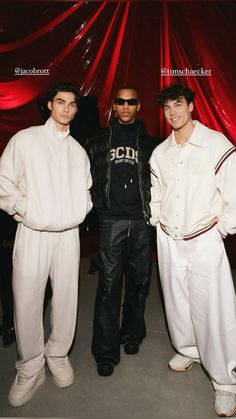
156, 223, 236, 393
12, 223, 80, 377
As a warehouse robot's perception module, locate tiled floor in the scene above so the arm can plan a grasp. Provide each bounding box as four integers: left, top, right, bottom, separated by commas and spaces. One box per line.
0, 258, 235, 419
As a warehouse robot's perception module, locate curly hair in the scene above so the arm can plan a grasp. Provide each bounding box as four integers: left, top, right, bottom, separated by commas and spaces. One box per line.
157, 84, 195, 107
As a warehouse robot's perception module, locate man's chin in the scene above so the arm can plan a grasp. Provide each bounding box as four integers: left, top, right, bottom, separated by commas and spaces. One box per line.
60, 119, 71, 125
172, 125, 182, 131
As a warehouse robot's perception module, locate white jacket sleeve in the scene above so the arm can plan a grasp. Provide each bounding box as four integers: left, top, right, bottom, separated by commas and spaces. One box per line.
216, 149, 236, 237
0, 135, 26, 219
86, 155, 93, 215
149, 153, 162, 227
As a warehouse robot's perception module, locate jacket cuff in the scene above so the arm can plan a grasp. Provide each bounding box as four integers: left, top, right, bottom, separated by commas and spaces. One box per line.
13, 197, 27, 217
149, 216, 159, 227
217, 222, 228, 238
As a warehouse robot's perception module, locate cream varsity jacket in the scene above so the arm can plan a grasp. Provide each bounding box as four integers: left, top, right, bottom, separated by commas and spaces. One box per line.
149, 121, 236, 239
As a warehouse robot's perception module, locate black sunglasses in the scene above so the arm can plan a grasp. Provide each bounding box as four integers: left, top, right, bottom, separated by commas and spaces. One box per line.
114, 98, 139, 106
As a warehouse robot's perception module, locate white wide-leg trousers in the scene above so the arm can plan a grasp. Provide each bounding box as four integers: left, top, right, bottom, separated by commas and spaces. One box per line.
156, 224, 236, 393
12, 223, 80, 377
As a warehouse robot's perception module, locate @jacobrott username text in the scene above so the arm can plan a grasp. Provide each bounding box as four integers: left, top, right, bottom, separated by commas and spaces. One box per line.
15, 67, 50, 76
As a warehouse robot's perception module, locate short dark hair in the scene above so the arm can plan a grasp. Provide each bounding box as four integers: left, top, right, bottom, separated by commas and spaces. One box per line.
47, 82, 80, 105
114, 87, 139, 99
157, 84, 195, 107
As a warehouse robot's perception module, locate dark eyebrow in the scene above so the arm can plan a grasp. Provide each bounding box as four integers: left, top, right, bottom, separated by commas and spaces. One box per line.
54, 98, 77, 105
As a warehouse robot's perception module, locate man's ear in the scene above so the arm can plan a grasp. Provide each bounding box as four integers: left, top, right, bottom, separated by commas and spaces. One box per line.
189, 102, 194, 112
47, 101, 52, 111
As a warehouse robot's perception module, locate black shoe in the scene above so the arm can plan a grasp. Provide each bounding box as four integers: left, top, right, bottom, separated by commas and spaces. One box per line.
97, 362, 114, 377
2, 326, 16, 348
123, 341, 139, 355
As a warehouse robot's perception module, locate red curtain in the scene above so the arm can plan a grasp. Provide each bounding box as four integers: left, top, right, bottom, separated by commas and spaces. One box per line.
0, 1, 235, 154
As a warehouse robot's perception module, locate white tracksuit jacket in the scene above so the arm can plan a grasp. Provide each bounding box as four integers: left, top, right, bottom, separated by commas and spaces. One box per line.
0, 117, 92, 231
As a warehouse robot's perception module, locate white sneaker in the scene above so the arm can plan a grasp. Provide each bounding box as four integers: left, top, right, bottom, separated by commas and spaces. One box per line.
168, 353, 200, 372
8, 367, 46, 407
214, 390, 236, 417
46, 356, 74, 388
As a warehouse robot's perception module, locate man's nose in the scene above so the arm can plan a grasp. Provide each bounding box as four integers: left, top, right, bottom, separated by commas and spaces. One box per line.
63, 105, 69, 112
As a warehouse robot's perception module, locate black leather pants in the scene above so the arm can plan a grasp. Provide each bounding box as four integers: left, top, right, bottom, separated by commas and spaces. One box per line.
92, 218, 152, 365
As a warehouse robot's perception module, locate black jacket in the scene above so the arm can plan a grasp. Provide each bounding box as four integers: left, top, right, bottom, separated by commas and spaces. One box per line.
85, 121, 159, 221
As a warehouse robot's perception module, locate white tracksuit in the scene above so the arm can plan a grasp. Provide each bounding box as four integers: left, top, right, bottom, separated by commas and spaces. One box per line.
0, 117, 92, 377
150, 121, 236, 392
